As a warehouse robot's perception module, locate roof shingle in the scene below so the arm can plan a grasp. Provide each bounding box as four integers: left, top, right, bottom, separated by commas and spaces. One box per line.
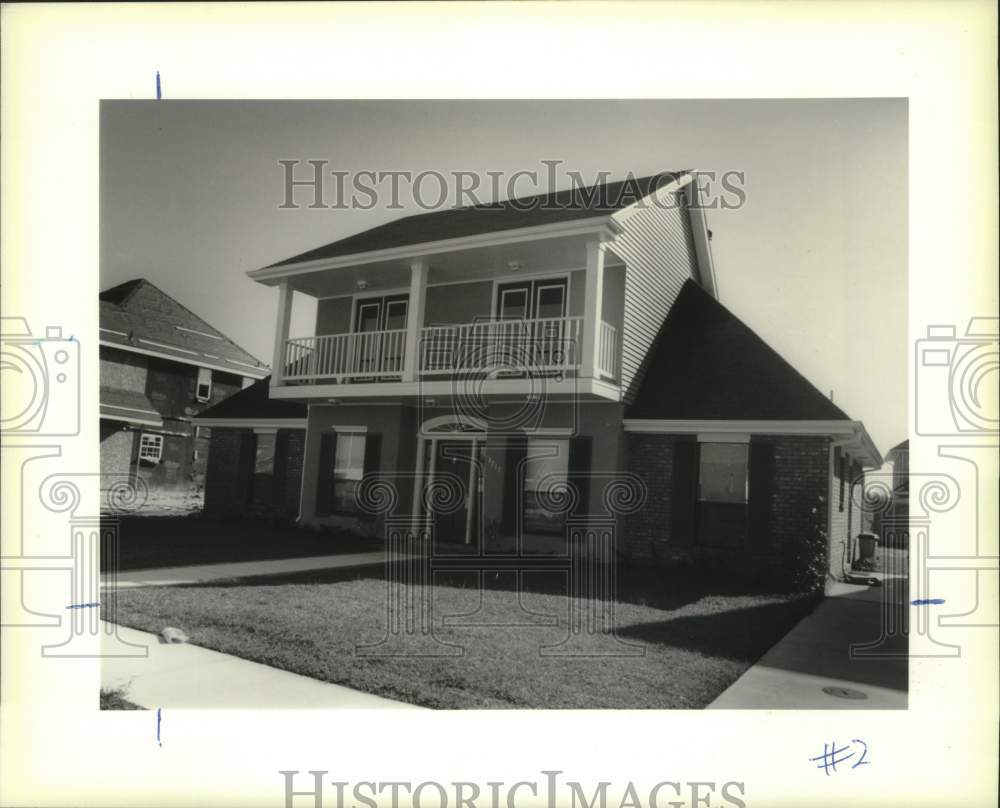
99, 279, 267, 376
626, 280, 851, 421
266, 172, 687, 268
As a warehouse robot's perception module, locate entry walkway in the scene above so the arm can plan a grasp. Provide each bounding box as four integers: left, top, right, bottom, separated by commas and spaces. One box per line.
102, 623, 425, 709
102, 551, 405, 589
708, 581, 908, 709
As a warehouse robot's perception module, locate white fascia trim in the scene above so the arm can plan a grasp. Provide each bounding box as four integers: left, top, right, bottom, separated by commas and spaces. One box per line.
99, 340, 270, 380
247, 217, 620, 284
269, 377, 621, 402
100, 412, 164, 428
623, 419, 882, 467
193, 417, 307, 429
101, 402, 160, 417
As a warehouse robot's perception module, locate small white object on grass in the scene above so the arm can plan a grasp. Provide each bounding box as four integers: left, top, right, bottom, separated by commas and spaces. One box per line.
161, 626, 189, 644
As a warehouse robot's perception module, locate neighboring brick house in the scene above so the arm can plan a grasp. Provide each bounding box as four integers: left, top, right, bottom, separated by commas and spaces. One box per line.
99, 279, 269, 508
882, 439, 909, 548
196, 172, 881, 587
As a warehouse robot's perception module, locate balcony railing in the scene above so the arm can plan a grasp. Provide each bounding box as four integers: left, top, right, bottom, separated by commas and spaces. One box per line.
280, 315, 619, 384
597, 320, 619, 381
283, 329, 407, 381
420, 316, 583, 375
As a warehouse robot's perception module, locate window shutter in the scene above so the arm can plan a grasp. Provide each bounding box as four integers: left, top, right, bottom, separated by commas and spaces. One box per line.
363, 432, 382, 476
502, 436, 528, 533
237, 431, 255, 505
315, 432, 337, 517
747, 438, 775, 552
273, 431, 289, 510
568, 436, 592, 517
670, 437, 698, 548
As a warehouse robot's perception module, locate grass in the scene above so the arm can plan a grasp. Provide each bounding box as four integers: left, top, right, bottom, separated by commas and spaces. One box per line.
106, 566, 818, 709
104, 515, 379, 572
100, 687, 145, 710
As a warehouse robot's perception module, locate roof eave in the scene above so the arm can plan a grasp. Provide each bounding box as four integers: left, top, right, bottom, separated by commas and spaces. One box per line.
248, 215, 621, 285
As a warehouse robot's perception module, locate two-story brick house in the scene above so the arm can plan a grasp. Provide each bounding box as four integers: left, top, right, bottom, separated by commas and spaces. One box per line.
99, 279, 269, 508
196, 172, 881, 584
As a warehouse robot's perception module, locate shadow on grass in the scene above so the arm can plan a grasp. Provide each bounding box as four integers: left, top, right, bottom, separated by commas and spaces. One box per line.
616, 597, 819, 662
172, 559, 808, 615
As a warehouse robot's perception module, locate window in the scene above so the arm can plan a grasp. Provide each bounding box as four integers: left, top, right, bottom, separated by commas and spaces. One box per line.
522, 439, 570, 535
138, 433, 163, 463
196, 367, 213, 402
698, 443, 749, 504
331, 432, 366, 513
250, 431, 276, 504
696, 442, 749, 547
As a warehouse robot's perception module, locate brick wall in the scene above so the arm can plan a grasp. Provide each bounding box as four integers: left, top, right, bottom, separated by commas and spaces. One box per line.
204, 427, 304, 518
100, 422, 134, 478
626, 432, 832, 582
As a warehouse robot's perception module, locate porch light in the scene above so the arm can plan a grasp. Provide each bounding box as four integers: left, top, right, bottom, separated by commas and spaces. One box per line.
356, 279, 369, 290
507, 260, 524, 272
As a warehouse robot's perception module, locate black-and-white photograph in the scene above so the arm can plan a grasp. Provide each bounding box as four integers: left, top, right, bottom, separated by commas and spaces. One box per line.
96, 99, 909, 711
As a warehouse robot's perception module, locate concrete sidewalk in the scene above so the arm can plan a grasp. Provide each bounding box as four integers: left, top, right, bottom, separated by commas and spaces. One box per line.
102, 551, 405, 589
102, 623, 425, 709
709, 581, 908, 709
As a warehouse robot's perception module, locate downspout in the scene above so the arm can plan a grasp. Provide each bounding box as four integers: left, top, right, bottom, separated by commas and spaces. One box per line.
828, 436, 854, 587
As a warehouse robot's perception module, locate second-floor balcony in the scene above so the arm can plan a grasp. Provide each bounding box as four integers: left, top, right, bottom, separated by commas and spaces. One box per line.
280, 314, 619, 385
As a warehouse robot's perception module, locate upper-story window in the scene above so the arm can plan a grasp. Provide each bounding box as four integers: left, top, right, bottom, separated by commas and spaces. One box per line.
354, 295, 408, 332
196, 367, 212, 402
496, 278, 567, 320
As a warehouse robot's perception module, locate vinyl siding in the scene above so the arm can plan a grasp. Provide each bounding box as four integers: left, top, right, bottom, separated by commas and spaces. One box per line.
610, 191, 700, 403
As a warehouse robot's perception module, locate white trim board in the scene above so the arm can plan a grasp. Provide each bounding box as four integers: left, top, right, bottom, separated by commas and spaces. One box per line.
193, 418, 307, 429
249, 218, 621, 282
623, 419, 882, 467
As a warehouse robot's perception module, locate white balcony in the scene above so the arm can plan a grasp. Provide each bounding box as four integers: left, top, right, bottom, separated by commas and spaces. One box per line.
278, 315, 619, 385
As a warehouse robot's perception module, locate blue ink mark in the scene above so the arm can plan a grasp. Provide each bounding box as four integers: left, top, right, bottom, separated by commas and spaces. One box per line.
157, 708, 162, 746
68, 335, 76, 342
809, 739, 870, 775
66, 602, 101, 610
911, 598, 946, 605
156, 71, 162, 100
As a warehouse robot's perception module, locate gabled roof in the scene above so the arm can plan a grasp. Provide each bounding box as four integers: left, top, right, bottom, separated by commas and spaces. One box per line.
265, 172, 687, 269
99, 279, 268, 377
193, 377, 307, 424
626, 280, 851, 421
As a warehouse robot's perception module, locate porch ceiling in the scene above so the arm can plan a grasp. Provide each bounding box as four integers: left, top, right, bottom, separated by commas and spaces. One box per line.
278, 233, 619, 299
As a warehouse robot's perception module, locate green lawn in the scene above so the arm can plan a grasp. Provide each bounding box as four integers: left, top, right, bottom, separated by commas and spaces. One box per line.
106, 567, 817, 709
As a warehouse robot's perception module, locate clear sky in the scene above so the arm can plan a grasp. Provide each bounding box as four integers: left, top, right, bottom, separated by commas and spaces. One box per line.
101, 99, 907, 454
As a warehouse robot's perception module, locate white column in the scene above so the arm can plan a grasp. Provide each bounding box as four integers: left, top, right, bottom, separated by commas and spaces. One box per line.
464, 439, 480, 545
270, 281, 293, 389
403, 259, 429, 382
580, 238, 606, 378
411, 436, 426, 521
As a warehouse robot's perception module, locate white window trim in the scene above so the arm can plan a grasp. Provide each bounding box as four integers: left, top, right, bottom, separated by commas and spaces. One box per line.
196, 367, 213, 402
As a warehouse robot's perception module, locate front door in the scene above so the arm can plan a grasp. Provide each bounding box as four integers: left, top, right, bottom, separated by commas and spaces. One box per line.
429, 439, 481, 550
